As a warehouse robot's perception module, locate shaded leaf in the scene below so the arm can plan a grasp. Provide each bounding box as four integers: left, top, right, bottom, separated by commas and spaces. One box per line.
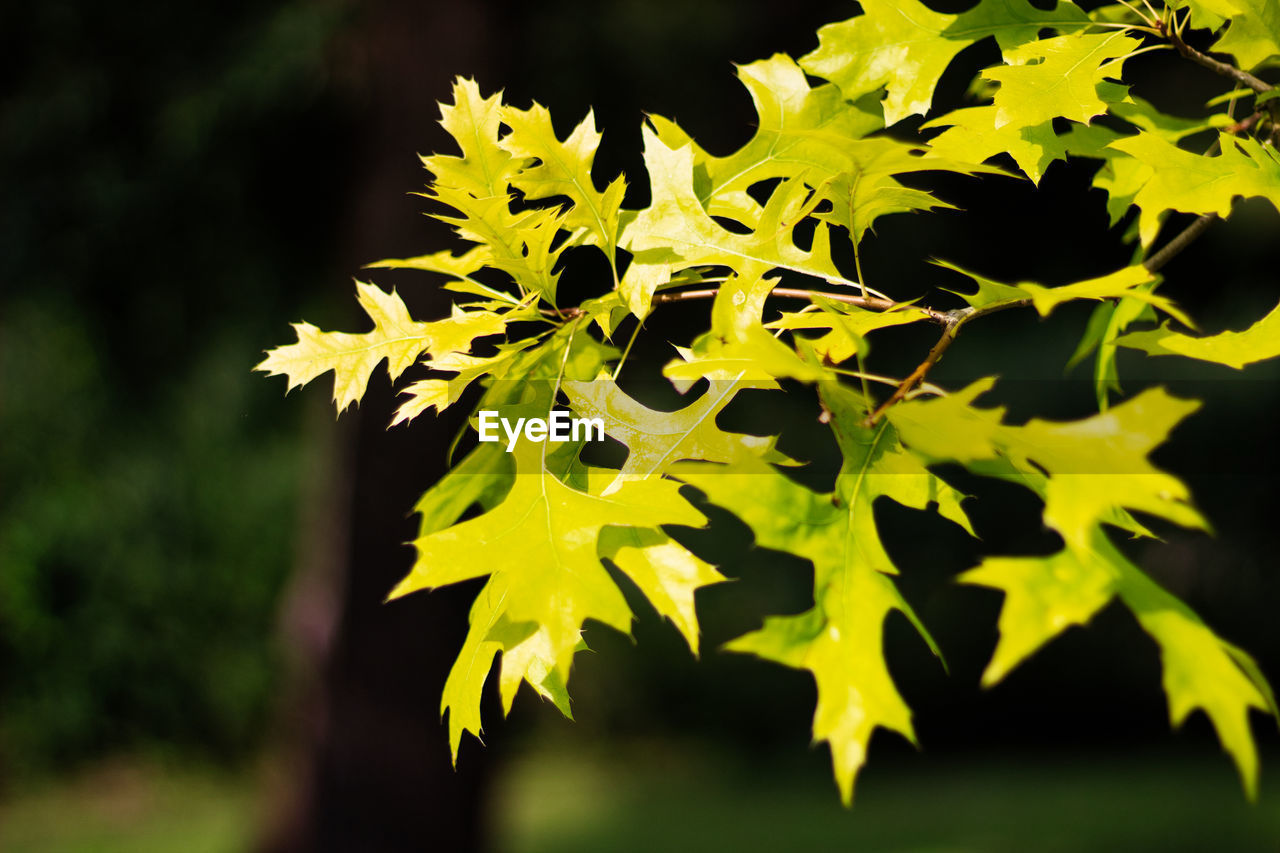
677, 384, 971, 803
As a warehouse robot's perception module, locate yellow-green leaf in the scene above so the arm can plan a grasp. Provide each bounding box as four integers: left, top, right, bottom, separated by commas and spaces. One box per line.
500, 103, 626, 255
802, 0, 1089, 124
984, 32, 1141, 130
256, 282, 505, 412
624, 128, 849, 286
563, 374, 786, 493
677, 385, 971, 803
1116, 300, 1280, 369
1108, 132, 1280, 247
599, 526, 726, 655
766, 298, 933, 363
423, 77, 516, 198
396, 402, 705, 760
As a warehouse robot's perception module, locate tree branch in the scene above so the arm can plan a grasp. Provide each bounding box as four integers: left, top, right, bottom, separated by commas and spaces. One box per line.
862, 203, 1222, 427
1165, 26, 1275, 95
639, 118, 1224, 427
1143, 213, 1217, 273
1162, 13, 1280, 146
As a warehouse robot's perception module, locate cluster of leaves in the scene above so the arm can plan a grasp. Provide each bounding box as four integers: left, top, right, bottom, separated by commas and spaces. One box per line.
259, 0, 1280, 804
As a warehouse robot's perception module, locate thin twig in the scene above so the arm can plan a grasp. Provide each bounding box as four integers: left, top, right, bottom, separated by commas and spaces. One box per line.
862, 296, 1031, 426
863, 323, 962, 425
650, 286, 952, 324
863, 159, 1228, 427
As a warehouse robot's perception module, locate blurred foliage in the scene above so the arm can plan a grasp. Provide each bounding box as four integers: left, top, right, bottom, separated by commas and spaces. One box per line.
3, 744, 1277, 851
0, 0, 350, 776
0, 759, 252, 853
491, 740, 1280, 852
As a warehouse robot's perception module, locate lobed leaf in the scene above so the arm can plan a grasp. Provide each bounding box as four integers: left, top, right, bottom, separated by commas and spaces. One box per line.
396, 399, 706, 761
599, 527, 726, 656
255, 282, 505, 412
1115, 299, 1280, 369
766, 297, 934, 363
678, 384, 973, 803
936, 261, 1190, 325
1108, 133, 1280, 247
563, 374, 786, 494
802, 0, 1089, 124
624, 129, 849, 286
423, 77, 516, 198
984, 32, 1141, 131
499, 103, 626, 257
1172, 0, 1280, 70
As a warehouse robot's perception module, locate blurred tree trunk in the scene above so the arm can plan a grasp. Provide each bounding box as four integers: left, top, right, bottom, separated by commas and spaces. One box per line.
258, 2, 503, 850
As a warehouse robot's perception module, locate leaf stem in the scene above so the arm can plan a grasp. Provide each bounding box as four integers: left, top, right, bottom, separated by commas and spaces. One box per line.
850, 238, 875, 410
1102, 43, 1171, 66
826, 366, 947, 396
1111, 0, 1157, 29
545, 319, 581, 469
611, 317, 645, 380
1090, 21, 1162, 35
538, 305, 586, 320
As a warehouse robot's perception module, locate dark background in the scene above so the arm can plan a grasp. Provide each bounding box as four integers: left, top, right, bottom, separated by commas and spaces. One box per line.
2, 1, 1278, 850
